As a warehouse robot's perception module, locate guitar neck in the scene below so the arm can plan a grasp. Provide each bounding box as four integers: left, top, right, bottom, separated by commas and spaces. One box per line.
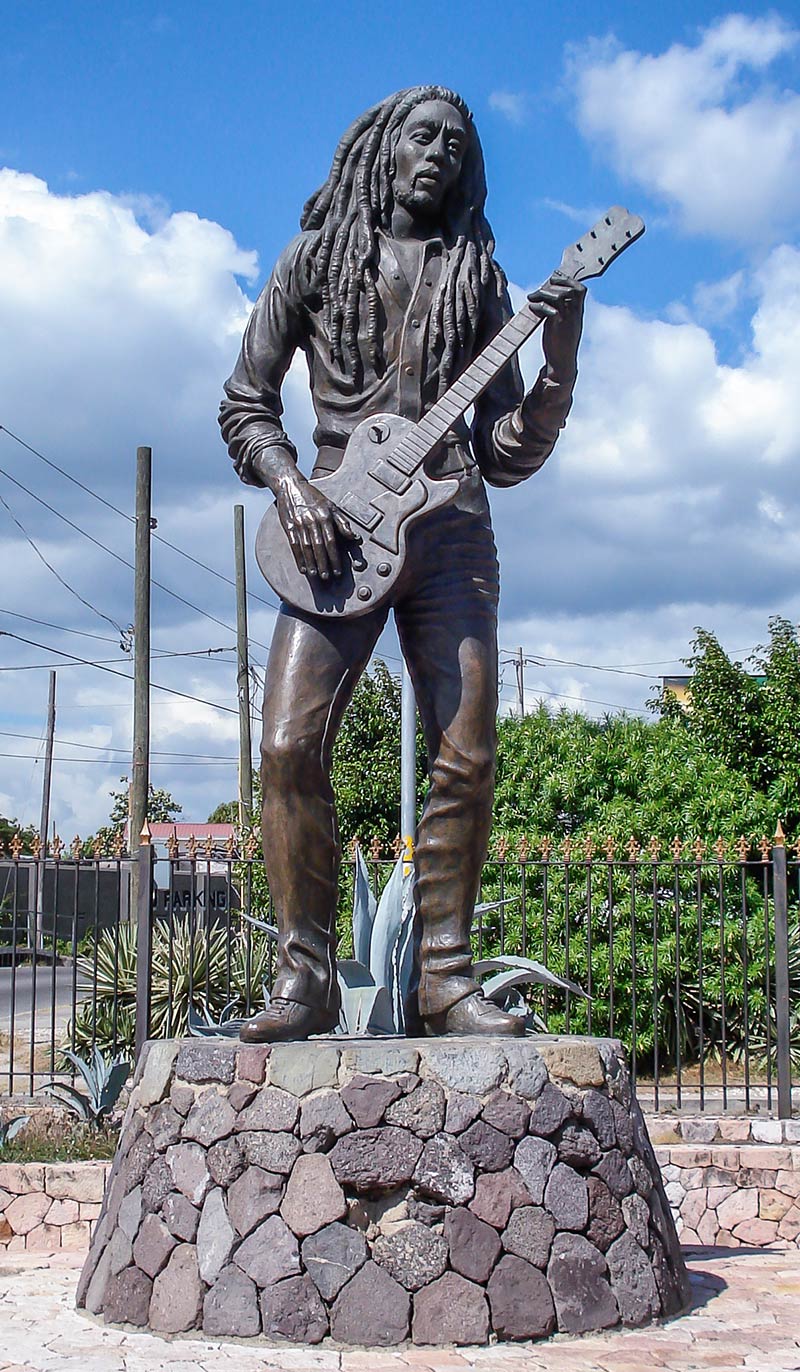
390, 300, 544, 475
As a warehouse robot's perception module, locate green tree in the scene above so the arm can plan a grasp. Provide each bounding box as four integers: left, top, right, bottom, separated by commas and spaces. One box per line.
207, 800, 238, 824
0, 814, 36, 851
87, 777, 182, 852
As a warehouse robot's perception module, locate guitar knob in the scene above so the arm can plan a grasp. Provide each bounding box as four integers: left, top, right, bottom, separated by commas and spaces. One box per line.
368, 423, 389, 444
357, 586, 372, 601
377, 563, 391, 577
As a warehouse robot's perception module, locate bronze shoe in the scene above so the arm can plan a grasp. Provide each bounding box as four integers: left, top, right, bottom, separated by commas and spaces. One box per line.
239, 997, 339, 1044
424, 990, 526, 1038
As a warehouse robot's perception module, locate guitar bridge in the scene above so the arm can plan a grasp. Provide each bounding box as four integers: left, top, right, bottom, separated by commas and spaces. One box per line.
338, 492, 381, 532
369, 459, 411, 494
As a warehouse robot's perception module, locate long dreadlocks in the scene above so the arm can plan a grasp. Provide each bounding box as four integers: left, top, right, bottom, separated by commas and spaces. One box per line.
301, 86, 506, 395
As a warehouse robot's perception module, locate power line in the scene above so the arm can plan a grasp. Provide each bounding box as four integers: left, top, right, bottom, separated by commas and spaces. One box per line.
501, 651, 657, 681
0, 422, 282, 615
0, 729, 244, 761
0, 631, 239, 716
0, 462, 271, 652
0, 752, 239, 767
0, 487, 128, 639
0, 608, 122, 645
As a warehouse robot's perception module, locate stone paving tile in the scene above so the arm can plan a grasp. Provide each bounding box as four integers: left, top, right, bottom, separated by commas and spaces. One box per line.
0, 1249, 799, 1370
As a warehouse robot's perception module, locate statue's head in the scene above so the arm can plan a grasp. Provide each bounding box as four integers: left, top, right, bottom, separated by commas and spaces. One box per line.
301, 87, 504, 389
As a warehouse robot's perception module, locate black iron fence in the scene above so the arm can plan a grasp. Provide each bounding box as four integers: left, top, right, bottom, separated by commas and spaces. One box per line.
1, 829, 796, 1115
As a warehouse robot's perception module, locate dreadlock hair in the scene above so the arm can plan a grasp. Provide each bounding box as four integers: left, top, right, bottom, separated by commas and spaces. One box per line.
301, 86, 506, 393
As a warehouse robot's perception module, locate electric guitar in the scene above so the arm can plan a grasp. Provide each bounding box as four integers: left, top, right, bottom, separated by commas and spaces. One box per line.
255, 206, 645, 618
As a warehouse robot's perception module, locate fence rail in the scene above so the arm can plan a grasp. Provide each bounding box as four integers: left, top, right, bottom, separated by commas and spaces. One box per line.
1, 830, 797, 1117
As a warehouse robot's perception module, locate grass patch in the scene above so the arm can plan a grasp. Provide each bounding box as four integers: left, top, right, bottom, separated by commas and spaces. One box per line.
0, 1116, 119, 1163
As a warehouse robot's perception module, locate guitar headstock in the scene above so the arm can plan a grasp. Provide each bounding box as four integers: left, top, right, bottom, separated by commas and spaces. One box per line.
558, 207, 645, 282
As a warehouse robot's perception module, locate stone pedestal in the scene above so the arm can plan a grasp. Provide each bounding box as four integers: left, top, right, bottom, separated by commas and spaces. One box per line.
77, 1034, 689, 1346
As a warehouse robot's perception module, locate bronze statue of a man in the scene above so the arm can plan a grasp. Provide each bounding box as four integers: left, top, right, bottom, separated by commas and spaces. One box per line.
219, 86, 585, 1041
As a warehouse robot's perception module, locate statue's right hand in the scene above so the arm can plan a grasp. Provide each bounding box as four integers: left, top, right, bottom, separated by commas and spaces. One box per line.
274, 472, 356, 581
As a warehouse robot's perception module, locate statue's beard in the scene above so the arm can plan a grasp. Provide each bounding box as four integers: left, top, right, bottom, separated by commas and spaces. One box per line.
393, 180, 445, 222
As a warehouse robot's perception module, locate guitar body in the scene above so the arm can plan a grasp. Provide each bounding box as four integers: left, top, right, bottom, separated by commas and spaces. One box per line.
255, 413, 460, 618
254, 208, 645, 620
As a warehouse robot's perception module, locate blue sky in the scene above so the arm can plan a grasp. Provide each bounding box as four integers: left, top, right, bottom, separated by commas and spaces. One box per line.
1, 3, 799, 831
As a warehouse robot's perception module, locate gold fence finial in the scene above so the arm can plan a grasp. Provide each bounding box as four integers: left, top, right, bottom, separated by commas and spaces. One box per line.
71, 835, 82, 861
774, 818, 786, 848
139, 818, 152, 847
736, 834, 749, 863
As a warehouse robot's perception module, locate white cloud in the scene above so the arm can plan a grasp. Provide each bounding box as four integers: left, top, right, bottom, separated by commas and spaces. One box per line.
568, 15, 800, 244
488, 90, 528, 126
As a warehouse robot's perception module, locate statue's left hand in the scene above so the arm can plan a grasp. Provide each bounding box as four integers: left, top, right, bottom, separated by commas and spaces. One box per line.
527, 272, 586, 383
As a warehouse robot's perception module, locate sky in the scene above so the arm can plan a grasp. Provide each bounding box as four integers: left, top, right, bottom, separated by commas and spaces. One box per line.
1, 1, 799, 834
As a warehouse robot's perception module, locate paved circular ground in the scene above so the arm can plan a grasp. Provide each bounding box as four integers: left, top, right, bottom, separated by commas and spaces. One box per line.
0, 1247, 798, 1370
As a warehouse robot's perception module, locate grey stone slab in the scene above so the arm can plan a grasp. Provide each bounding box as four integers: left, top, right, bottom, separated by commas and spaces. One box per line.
102, 1266, 153, 1327
148, 1244, 203, 1333
503, 1042, 548, 1099
269, 1043, 340, 1095
108, 1227, 132, 1278
239, 1129, 302, 1174
611, 1097, 635, 1152
165, 1142, 211, 1205
459, 1120, 515, 1172
235, 1085, 299, 1133
413, 1132, 474, 1205
373, 1220, 448, 1291
501, 1205, 555, 1269
138, 1040, 179, 1108
299, 1089, 353, 1151
593, 1148, 635, 1199
384, 1081, 445, 1138
606, 1231, 660, 1325
162, 1191, 199, 1243
487, 1255, 556, 1341
330, 1126, 423, 1193
340, 1042, 420, 1077
196, 1187, 235, 1284
481, 1089, 530, 1138
581, 1089, 616, 1149
117, 1186, 142, 1244
169, 1084, 195, 1116
175, 1039, 237, 1085
586, 1176, 625, 1252
341, 1075, 401, 1129
207, 1135, 245, 1186
629, 1154, 654, 1197
545, 1161, 589, 1231
443, 1090, 482, 1134
144, 1101, 183, 1151
557, 1123, 602, 1168
280, 1153, 346, 1237
445, 1206, 501, 1284
330, 1260, 410, 1346
528, 1082, 573, 1136
622, 1192, 651, 1249
301, 1221, 368, 1301
261, 1273, 329, 1343
141, 1157, 172, 1213
121, 1134, 155, 1193
132, 1213, 177, 1279
547, 1232, 619, 1334
182, 1089, 237, 1147
412, 1272, 489, 1346
227, 1165, 283, 1237
234, 1213, 300, 1287
422, 1043, 506, 1095
84, 1242, 113, 1315
513, 1136, 557, 1205
203, 1265, 261, 1337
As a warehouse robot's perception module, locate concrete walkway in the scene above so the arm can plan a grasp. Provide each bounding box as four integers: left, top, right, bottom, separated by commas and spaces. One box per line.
0, 1247, 798, 1371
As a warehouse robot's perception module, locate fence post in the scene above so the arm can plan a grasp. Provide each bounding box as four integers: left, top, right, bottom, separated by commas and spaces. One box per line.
134, 822, 155, 1063
772, 821, 792, 1119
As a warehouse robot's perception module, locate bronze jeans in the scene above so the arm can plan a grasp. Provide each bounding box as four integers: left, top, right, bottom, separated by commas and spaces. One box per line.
260, 502, 499, 1020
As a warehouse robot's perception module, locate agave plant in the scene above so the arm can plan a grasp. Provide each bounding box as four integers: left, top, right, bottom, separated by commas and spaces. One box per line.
40, 1047, 129, 1127
336, 850, 587, 1035
0, 1115, 31, 1151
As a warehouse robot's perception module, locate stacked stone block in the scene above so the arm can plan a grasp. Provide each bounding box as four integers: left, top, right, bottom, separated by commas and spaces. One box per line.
0, 1162, 107, 1252
76, 1034, 689, 1346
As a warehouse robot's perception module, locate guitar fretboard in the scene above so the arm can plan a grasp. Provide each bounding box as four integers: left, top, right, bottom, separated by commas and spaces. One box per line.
387, 302, 543, 476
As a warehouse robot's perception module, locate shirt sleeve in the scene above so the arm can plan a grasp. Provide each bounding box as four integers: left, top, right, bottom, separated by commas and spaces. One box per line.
471, 273, 575, 489
218, 234, 310, 487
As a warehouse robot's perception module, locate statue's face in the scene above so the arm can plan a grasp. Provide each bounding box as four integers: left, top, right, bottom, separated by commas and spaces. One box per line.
392, 99, 468, 220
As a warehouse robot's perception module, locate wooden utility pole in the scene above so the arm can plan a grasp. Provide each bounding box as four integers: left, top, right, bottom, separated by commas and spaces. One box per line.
31, 669, 56, 947
234, 505, 253, 826
515, 647, 525, 717
130, 447, 152, 912
400, 658, 416, 870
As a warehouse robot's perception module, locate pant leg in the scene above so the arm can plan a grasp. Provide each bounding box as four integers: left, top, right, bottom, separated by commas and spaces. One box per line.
394, 507, 499, 1018
261, 602, 387, 1011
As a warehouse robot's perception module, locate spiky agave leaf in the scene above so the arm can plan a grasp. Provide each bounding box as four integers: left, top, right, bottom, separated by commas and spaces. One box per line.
473, 954, 589, 1000
97, 1059, 130, 1119
38, 1082, 92, 1122
368, 856, 413, 1011
352, 847, 377, 969
0, 1115, 30, 1148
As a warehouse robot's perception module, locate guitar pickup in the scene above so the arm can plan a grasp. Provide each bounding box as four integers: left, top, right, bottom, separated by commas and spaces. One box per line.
337, 491, 381, 532
370, 459, 411, 494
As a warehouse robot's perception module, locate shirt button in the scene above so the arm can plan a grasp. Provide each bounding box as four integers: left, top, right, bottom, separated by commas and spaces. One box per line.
393, 273, 401, 281
404, 365, 414, 376
411, 319, 420, 329
424, 279, 433, 287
